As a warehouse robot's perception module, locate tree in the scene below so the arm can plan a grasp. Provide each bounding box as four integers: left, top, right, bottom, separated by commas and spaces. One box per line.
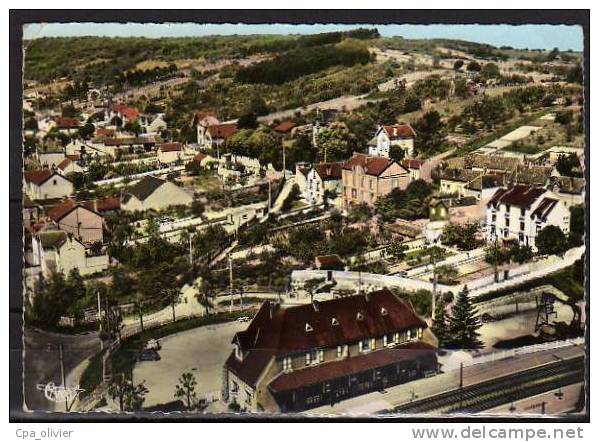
387, 242, 408, 261
431, 302, 450, 347
448, 286, 482, 349
388, 144, 405, 163
466, 61, 482, 72
316, 122, 356, 162
413, 110, 445, 154
536, 225, 568, 256
237, 111, 258, 129
162, 288, 181, 323
303, 278, 325, 303
479, 63, 500, 81
108, 375, 149, 412
453, 60, 464, 71
133, 293, 145, 332
174, 371, 198, 411
442, 222, 480, 251
77, 121, 95, 140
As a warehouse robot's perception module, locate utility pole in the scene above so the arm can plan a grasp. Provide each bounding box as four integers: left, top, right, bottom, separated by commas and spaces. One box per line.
282, 143, 286, 179
459, 362, 464, 410
97, 290, 104, 350
58, 343, 68, 411
188, 232, 194, 266
431, 249, 438, 319
228, 254, 234, 313
268, 179, 272, 212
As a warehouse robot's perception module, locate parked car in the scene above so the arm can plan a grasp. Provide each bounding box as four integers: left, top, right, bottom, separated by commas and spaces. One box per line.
138, 349, 161, 361
237, 316, 250, 323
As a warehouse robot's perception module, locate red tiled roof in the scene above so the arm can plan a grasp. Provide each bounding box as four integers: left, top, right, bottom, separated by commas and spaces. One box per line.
54, 117, 81, 129
313, 162, 343, 181
342, 153, 399, 177
208, 123, 237, 140
315, 254, 345, 269
95, 127, 115, 138
158, 143, 182, 152
193, 152, 208, 163
46, 199, 77, 222
401, 159, 423, 170
82, 196, 120, 212
269, 342, 435, 393
488, 185, 547, 208
274, 121, 296, 133
57, 158, 73, 171
382, 124, 416, 139
24, 169, 54, 186
225, 349, 274, 388
195, 111, 217, 121
234, 289, 427, 356
112, 104, 139, 121
66, 154, 80, 161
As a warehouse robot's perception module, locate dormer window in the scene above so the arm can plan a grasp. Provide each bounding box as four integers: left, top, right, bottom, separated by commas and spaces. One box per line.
305, 323, 313, 332
331, 317, 339, 326
380, 307, 388, 316
356, 312, 364, 321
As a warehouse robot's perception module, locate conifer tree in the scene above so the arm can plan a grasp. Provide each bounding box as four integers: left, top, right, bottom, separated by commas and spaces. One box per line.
448, 286, 482, 349
431, 302, 450, 348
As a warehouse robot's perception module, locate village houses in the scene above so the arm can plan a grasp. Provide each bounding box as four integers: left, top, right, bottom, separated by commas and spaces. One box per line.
121, 175, 193, 212
24, 169, 74, 200
368, 124, 417, 159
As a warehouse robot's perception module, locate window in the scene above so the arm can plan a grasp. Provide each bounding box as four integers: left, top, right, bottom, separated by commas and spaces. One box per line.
520, 207, 526, 217
336, 345, 348, 359
331, 317, 339, 326
359, 338, 375, 353
245, 390, 252, 404
518, 232, 524, 242
520, 221, 525, 231
503, 228, 509, 238
231, 380, 239, 393
492, 214, 496, 222
505, 204, 511, 213
306, 349, 322, 365
351, 189, 357, 198
282, 357, 292, 372
356, 312, 364, 321
380, 307, 388, 316
53, 179, 57, 185
305, 323, 313, 332
505, 217, 510, 227
384, 333, 396, 347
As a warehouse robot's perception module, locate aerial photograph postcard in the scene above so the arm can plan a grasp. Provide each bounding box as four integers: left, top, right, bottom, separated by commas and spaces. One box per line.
18, 18, 587, 418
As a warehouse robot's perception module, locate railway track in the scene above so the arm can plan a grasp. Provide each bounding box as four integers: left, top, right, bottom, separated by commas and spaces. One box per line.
392, 356, 584, 415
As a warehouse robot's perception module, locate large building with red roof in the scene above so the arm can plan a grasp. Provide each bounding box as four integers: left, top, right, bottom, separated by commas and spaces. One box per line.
223, 289, 437, 412
341, 153, 410, 207
485, 185, 570, 250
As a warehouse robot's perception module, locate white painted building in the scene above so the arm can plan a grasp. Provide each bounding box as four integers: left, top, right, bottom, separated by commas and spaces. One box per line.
485, 185, 570, 250
304, 162, 343, 205
121, 175, 193, 212
23, 170, 74, 200
368, 124, 416, 159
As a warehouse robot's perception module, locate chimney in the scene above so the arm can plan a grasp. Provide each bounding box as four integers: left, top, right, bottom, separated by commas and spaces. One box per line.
312, 300, 320, 312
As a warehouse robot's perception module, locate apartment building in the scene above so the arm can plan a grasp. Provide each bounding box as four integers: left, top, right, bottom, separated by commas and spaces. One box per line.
341, 153, 410, 207
485, 185, 570, 250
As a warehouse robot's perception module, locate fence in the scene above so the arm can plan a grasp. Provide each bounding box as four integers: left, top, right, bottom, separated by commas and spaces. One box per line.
468, 337, 584, 367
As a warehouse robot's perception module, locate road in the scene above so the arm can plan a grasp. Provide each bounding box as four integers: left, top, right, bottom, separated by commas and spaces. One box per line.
23, 327, 101, 412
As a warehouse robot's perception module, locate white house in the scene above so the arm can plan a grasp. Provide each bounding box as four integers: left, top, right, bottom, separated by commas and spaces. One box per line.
368, 124, 417, 159
140, 114, 167, 134
197, 122, 238, 154
24, 170, 74, 200
157, 143, 183, 165
31, 231, 109, 278
304, 162, 343, 205
121, 175, 193, 212
56, 157, 84, 175
485, 185, 570, 250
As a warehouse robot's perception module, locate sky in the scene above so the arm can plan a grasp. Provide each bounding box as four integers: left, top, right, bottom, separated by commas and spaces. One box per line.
22, 23, 583, 51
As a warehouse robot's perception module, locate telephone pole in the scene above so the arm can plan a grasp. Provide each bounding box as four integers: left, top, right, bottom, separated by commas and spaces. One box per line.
431, 249, 438, 319
58, 343, 68, 411
97, 290, 104, 350
228, 254, 234, 313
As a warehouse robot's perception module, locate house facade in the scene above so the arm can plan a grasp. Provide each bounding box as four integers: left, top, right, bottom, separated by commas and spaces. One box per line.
24, 170, 74, 200
342, 153, 410, 207
485, 185, 570, 250
157, 143, 183, 164
368, 124, 416, 159
223, 289, 438, 413
121, 175, 193, 212
31, 231, 109, 278
304, 162, 343, 205
46, 199, 104, 244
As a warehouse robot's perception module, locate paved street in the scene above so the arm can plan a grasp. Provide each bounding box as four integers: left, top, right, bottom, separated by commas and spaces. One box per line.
133, 320, 246, 408
23, 327, 101, 412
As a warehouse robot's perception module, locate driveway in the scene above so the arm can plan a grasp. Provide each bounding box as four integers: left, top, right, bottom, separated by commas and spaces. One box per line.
132, 320, 247, 408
